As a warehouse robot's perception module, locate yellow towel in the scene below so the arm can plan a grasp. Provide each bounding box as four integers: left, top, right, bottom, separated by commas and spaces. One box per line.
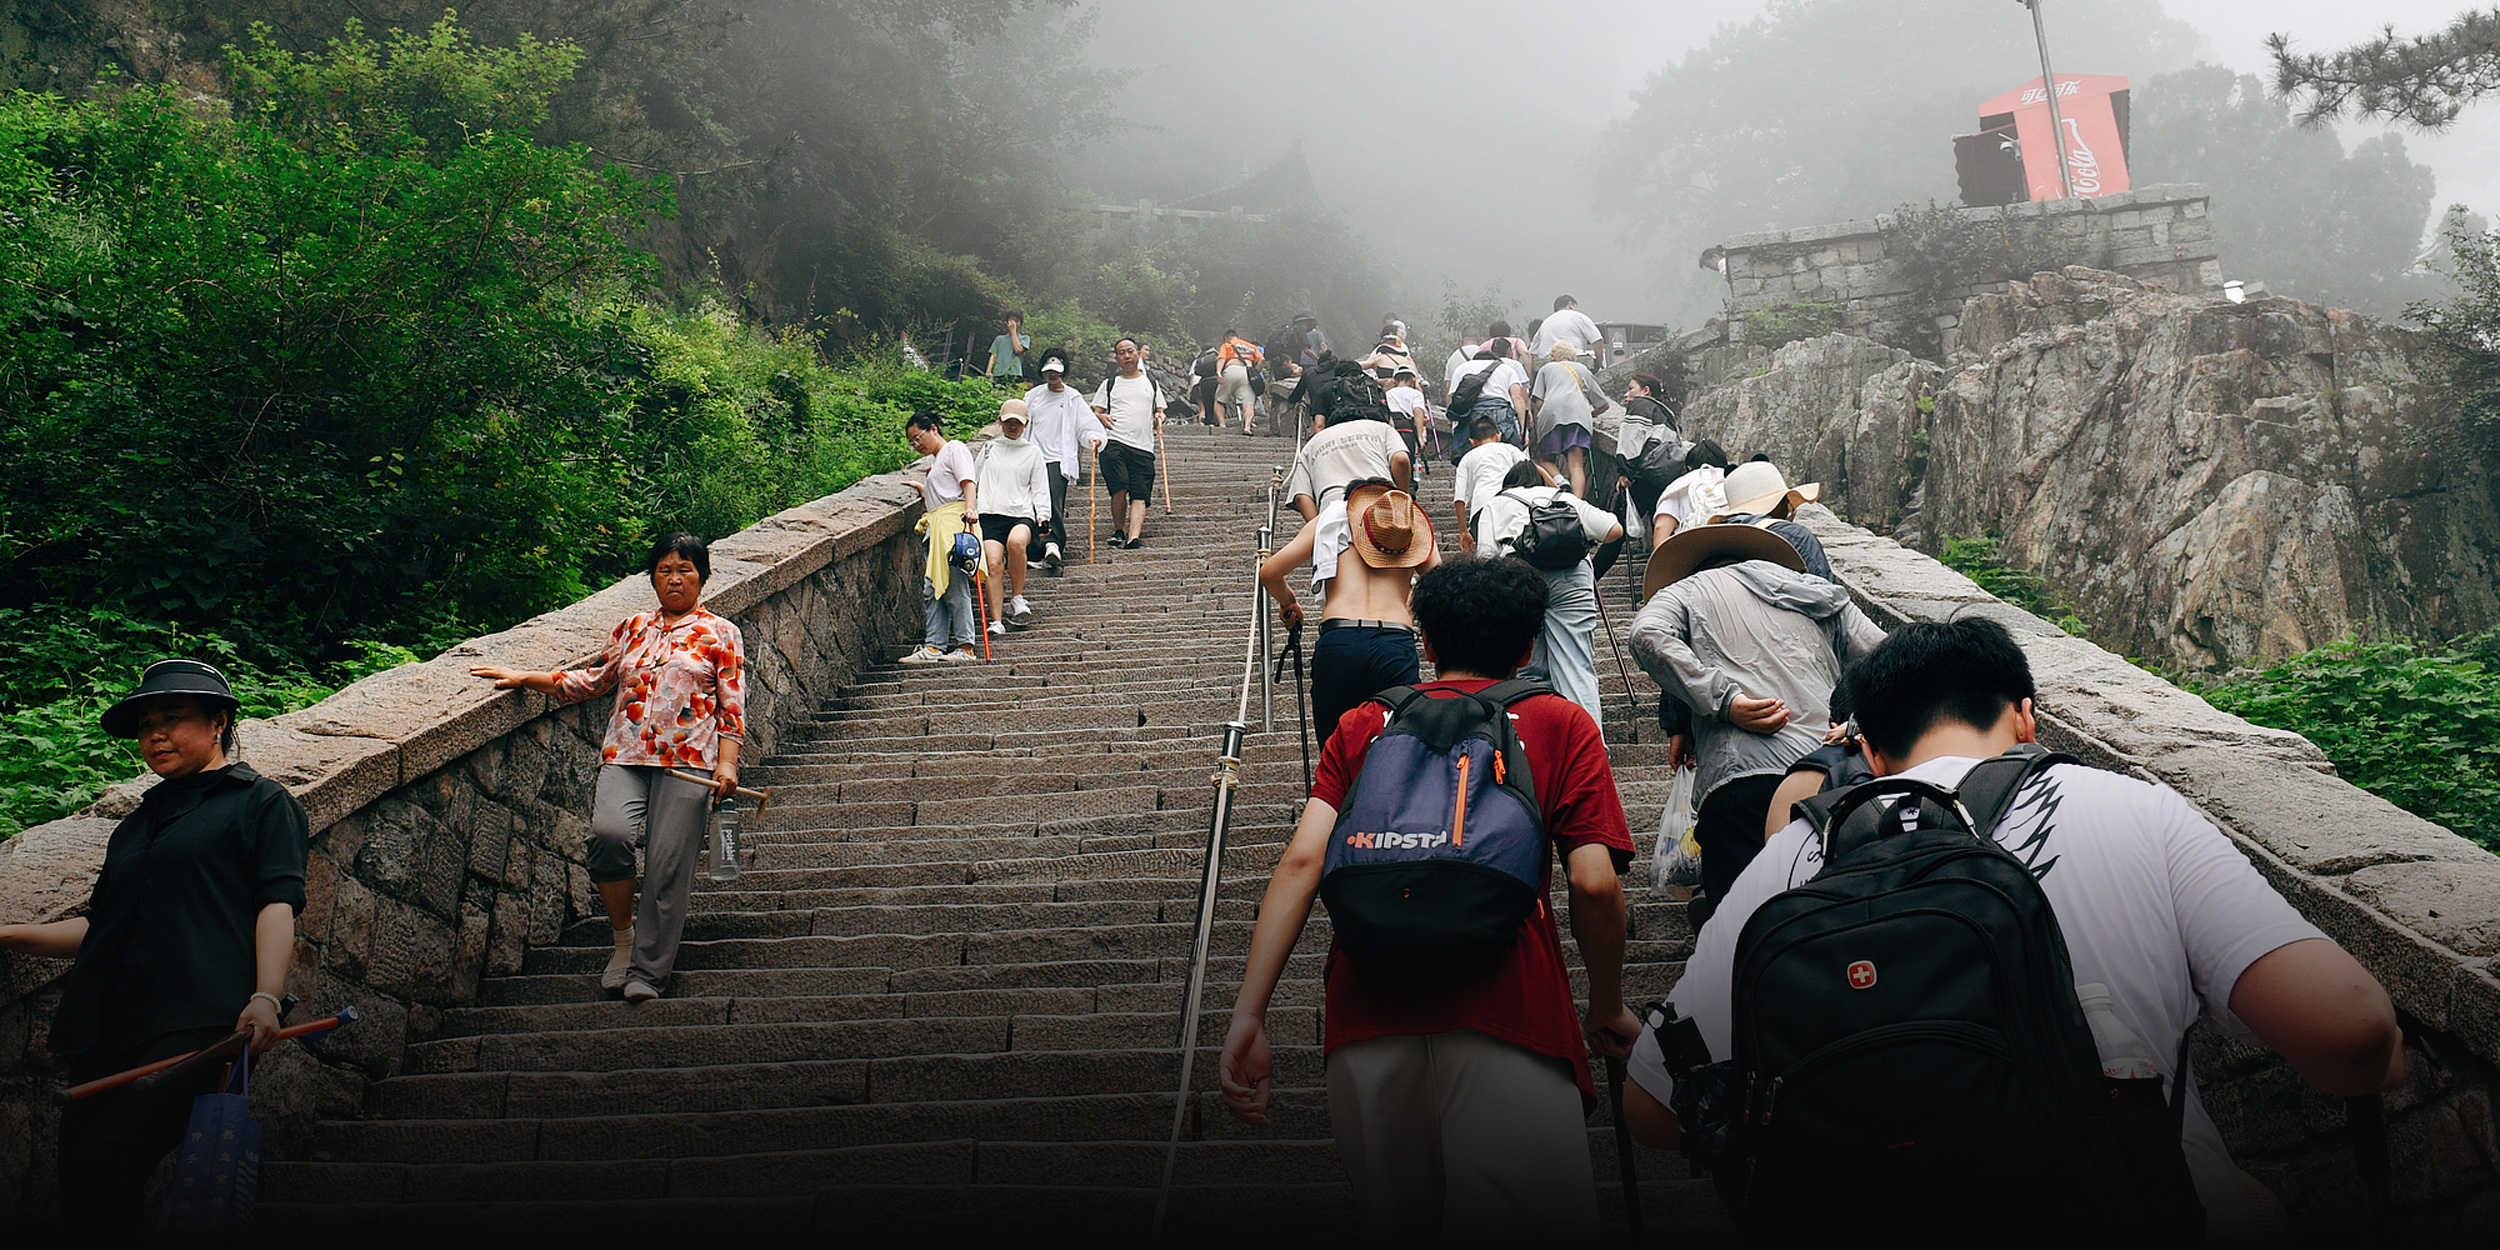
916, 499, 968, 598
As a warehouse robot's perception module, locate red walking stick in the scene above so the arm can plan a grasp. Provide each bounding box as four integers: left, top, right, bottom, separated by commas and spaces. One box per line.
61, 1006, 359, 1103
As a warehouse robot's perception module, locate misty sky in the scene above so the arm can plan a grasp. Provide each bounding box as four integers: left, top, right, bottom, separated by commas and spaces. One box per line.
1071, 0, 2498, 326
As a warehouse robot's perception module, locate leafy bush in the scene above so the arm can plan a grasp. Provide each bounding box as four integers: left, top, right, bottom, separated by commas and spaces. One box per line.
2203, 632, 2500, 850
2408, 207, 2500, 447
1742, 299, 1842, 348
1938, 533, 2088, 637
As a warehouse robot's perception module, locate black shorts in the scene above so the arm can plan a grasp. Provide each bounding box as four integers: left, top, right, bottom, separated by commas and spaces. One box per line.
1100, 441, 1156, 504
980, 514, 1038, 547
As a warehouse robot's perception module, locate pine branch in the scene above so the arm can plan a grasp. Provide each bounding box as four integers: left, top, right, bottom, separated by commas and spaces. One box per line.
2270, 8, 2500, 130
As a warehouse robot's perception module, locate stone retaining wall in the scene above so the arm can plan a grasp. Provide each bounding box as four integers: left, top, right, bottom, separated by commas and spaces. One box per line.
1714, 183, 2221, 353
1590, 411, 2500, 1232
0, 470, 931, 1220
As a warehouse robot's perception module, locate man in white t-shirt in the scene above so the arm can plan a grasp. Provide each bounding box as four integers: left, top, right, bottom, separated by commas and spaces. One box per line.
1286, 409, 1411, 523
1623, 616, 2405, 1239
1448, 342, 1532, 447
1022, 353, 1102, 571
1383, 365, 1431, 474
1450, 413, 1529, 553
1471, 460, 1624, 728
1090, 336, 1165, 549
1528, 296, 1603, 359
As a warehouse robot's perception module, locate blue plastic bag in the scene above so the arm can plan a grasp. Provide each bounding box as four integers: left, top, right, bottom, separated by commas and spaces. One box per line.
164, 1045, 260, 1238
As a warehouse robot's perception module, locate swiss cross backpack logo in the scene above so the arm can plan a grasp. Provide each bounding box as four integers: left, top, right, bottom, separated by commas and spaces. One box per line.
1846, 960, 1877, 989
1319, 681, 1551, 969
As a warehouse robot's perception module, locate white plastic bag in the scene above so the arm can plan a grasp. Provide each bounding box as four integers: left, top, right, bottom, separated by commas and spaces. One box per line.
1650, 767, 1703, 892
1619, 490, 1647, 545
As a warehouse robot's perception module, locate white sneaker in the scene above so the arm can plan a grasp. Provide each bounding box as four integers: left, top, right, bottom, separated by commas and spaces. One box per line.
900, 645, 950, 665
987, 620, 1007, 636
622, 980, 660, 1003
1042, 542, 1063, 570
943, 645, 982, 662
1010, 595, 1033, 621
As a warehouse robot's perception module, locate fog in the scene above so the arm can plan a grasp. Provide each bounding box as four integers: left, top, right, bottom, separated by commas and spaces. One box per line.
1069, 0, 2499, 330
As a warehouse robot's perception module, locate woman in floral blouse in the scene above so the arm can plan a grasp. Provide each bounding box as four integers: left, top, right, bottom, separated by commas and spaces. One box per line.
472, 532, 745, 1001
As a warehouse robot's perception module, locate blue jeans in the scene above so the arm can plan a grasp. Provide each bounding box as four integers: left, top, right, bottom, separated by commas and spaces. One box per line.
1474, 397, 1523, 447
923, 568, 976, 648
1521, 564, 1602, 734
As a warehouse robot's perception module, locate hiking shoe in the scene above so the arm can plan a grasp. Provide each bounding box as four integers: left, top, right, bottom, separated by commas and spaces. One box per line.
601, 927, 634, 991
1010, 595, 1033, 622
1122, 536, 1144, 550
1042, 542, 1064, 570
900, 645, 950, 665
1111, 530, 1128, 544
622, 980, 661, 1003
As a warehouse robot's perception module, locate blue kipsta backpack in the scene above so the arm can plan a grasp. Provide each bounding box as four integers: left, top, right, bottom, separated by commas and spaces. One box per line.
1320, 680, 1551, 968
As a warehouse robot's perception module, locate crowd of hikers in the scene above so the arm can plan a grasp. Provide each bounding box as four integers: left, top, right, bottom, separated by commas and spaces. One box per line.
1194, 298, 2408, 1240
0, 297, 2410, 1239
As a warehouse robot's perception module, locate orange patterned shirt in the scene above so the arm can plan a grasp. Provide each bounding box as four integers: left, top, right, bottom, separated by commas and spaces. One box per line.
553, 607, 746, 769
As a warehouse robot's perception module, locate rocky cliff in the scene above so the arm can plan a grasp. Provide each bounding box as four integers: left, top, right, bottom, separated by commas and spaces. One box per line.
1673, 268, 2500, 671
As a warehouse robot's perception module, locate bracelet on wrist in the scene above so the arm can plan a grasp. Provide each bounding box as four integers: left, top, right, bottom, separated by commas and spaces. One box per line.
249, 991, 283, 1011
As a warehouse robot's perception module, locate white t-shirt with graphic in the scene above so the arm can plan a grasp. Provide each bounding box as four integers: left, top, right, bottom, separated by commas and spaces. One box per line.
1627, 755, 2327, 1240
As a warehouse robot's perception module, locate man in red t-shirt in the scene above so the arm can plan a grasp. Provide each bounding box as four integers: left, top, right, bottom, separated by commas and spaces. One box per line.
1218, 557, 1639, 1236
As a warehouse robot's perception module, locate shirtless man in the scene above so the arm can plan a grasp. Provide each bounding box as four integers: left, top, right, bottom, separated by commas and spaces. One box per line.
1260, 479, 1442, 742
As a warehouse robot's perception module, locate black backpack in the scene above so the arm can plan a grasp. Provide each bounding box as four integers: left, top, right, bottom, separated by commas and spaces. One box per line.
1499, 489, 1591, 570
1446, 356, 1501, 417
1718, 746, 2202, 1240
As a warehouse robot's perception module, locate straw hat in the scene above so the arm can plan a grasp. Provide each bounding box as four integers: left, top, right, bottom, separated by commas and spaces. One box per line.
1642, 518, 1806, 602
1346, 482, 1433, 569
1715, 460, 1821, 520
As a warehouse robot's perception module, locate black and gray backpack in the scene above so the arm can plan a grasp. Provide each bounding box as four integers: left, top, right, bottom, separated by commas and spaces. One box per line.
1711, 745, 2202, 1240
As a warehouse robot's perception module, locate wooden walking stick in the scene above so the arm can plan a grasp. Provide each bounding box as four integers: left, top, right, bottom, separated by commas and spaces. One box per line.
1156, 422, 1175, 514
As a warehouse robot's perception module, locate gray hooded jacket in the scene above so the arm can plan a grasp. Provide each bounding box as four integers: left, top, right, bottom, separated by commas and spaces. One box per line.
1630, 559, 1886, 806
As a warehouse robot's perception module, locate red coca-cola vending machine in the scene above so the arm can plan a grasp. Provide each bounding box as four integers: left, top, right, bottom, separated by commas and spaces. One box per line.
1955, 74, 2131, 206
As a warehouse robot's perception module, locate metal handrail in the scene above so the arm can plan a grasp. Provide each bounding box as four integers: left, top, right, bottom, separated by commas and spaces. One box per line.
1151, 514, 1274, 1237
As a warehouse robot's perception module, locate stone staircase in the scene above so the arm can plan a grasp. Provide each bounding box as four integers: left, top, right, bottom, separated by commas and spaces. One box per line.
257, 420, 1723, 1238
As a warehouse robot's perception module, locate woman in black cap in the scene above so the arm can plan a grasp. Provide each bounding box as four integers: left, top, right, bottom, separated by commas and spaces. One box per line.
0, 658, 309, 1232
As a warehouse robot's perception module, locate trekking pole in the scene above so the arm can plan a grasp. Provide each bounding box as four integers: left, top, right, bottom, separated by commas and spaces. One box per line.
1259, 465, 1283, 733
1151, 555, 1266, 1239
1605, 1055, 1646, 1235
1089, 446, 1101, 564
1157, 423, 1176, 515
1273, 620, 1313, 795
64, 1007, 359, 1103
1591, 568, 1640, 708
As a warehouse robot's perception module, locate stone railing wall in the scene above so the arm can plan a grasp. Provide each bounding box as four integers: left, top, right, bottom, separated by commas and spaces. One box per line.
1590, 421, 2500, 1233
0, 469, 932, 1220
1713, 183, 2221, 353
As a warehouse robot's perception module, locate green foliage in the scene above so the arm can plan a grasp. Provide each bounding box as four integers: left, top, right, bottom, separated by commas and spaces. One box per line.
1886, 200, 2090, 355
2131, 65, 2441, 316
225, 16, 584, 161
1938, 533, 2088, 637
2204, 631, 2500, 849
2408, 207, 2500, 443
1743, 299, 1842, 348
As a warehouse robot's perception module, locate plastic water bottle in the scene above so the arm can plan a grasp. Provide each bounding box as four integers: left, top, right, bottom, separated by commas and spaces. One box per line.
707, 798, 742, 883
2077, 982, 2160, 1079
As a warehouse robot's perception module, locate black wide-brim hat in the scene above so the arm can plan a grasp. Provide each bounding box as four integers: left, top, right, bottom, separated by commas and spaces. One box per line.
101, 658, 241, 738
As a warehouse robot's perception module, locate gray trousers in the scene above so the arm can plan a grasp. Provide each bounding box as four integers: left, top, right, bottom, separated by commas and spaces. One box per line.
1522, 563, 1603, 735
587, 764, 713, 986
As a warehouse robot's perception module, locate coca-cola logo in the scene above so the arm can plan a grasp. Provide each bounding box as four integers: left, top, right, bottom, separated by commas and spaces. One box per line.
2060, 116, 2103, 195
2018, 80, 2082, 106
